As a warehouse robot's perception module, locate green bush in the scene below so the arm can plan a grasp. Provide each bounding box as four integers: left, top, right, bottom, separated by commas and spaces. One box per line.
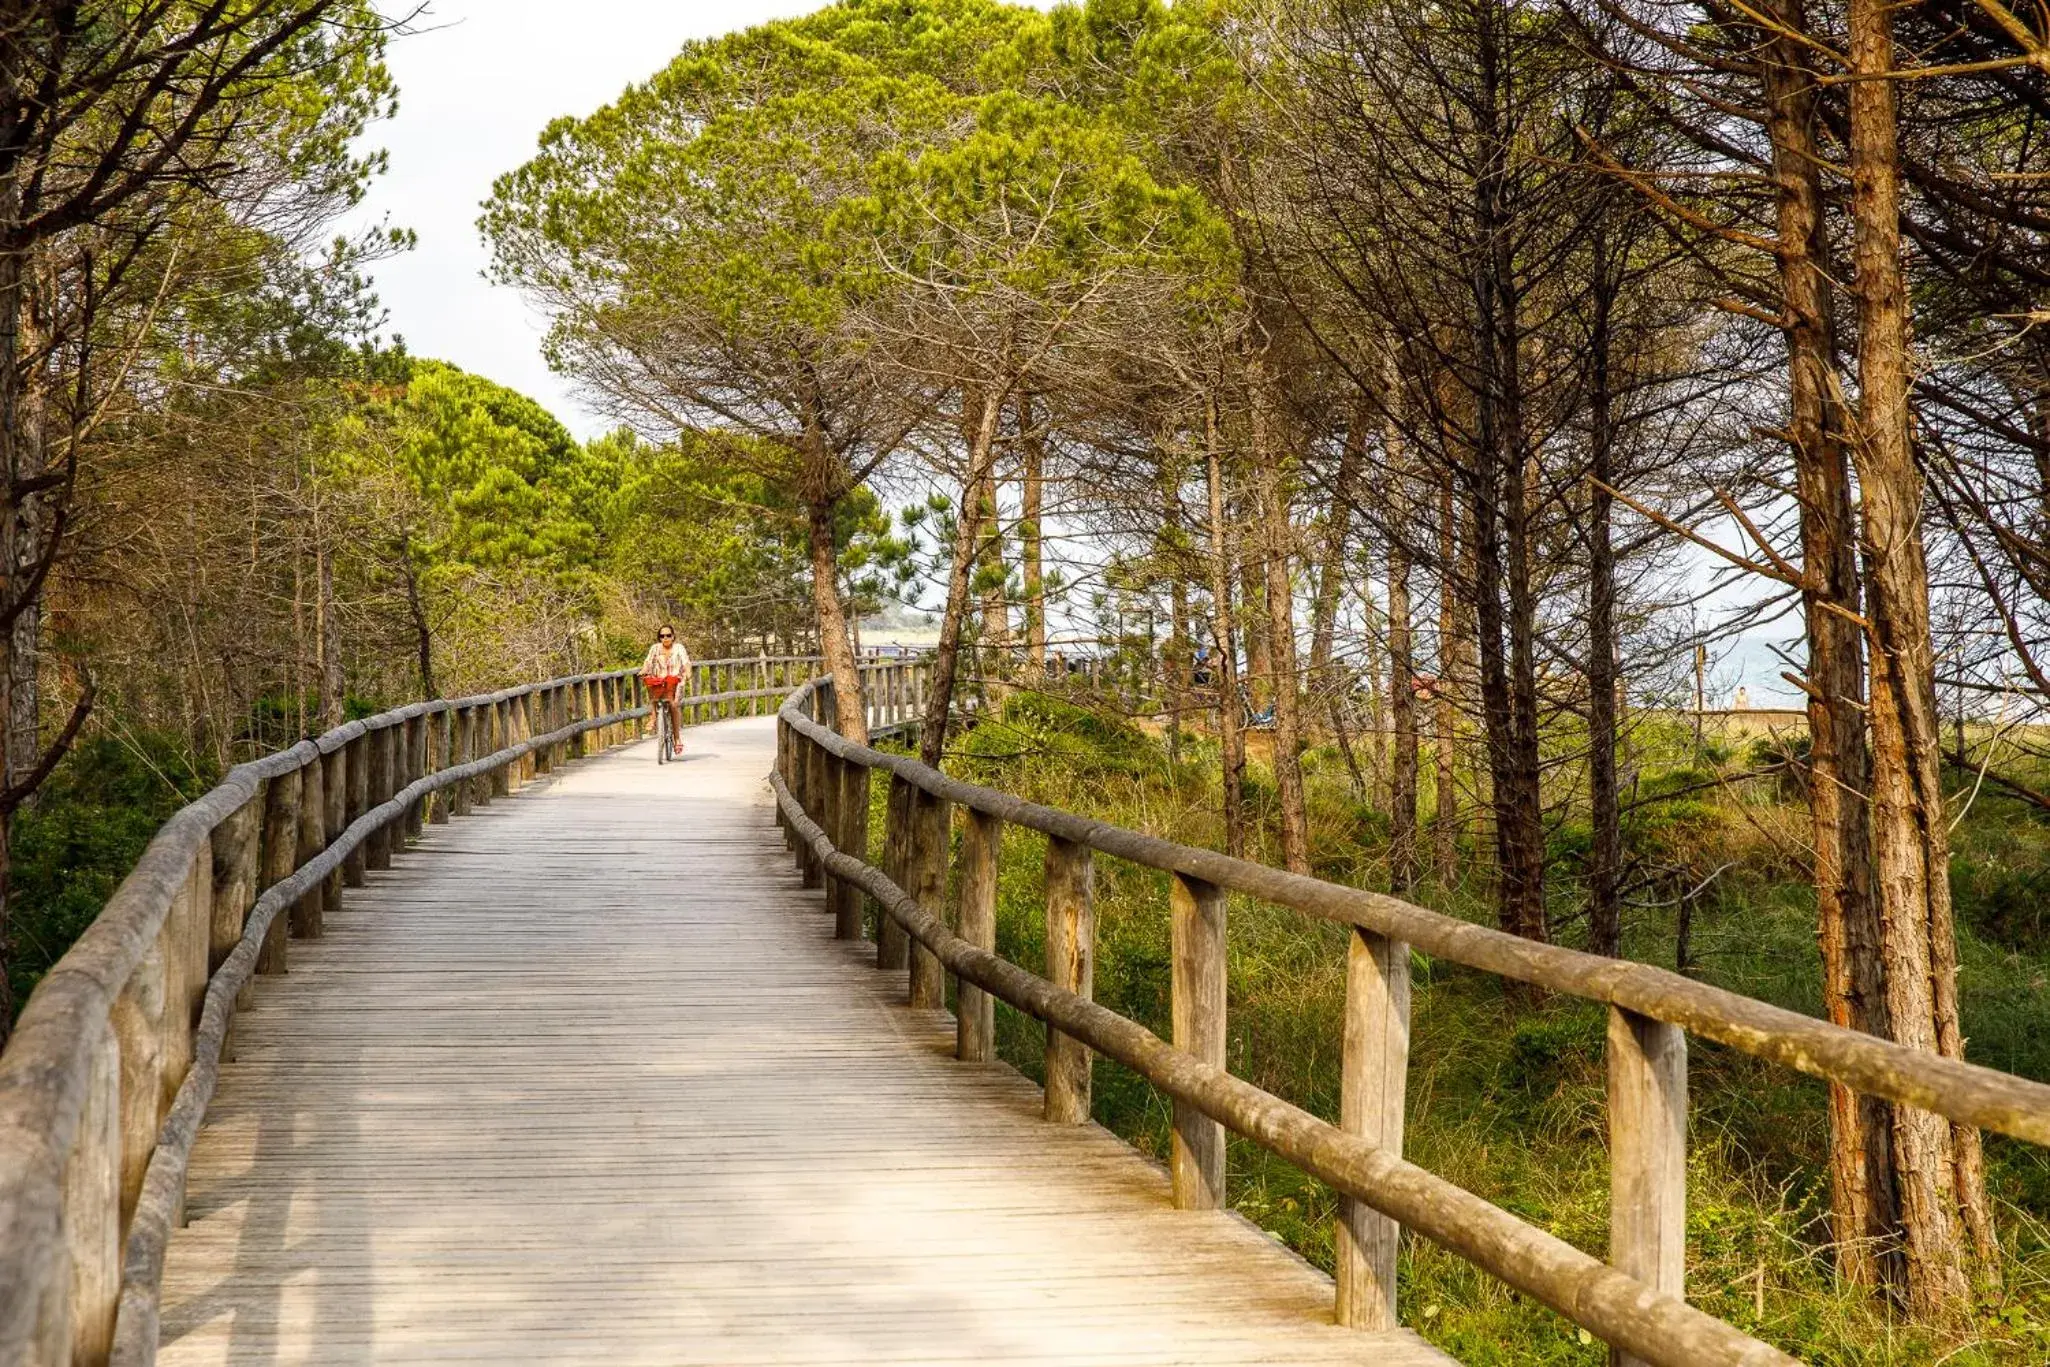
6, 731, 214, 1021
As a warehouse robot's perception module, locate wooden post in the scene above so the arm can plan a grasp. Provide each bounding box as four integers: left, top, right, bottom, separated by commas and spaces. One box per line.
796, 738, 822, 888
366, 726, 395, 870
64, 1018, 120, 1364
111, 938, 165, 1226
1044, 836, 1095, 1123
569, 680, 588, 760
342, 733, 369, 888
957, 808, 1000, 1062
835, 758, 870, 940
452, 706, 476, 818
209, 793, 264, 973
1336, 927, 1410, 1329
259, 768, 299, 975
1609, 1007, 1687, 1367
877, 775, 912, 970
294, 755, 326, 937
490, 699, 512, 798
906, 789, 951, 1010
403, 714, 426, 838
818, 749, 845, 918
1170, 872, 1226, 1210
321, 743, 347, 915
428, 710, 453, 822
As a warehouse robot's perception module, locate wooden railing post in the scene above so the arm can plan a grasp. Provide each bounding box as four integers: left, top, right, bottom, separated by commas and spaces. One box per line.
294, 754, 326, 937
1044, 836, 1095, 1123
64, 1017, 120, 1364
342, 733, 369, 888
906, 788, 951, 1010
366, 726, 395, 870
490, 700, 512, 797
321, 742, 347, 915
1609, 1007, 1687, 1367
403, 714, 426, 838
1170, 872, 1226, 1210
1336, 927, 1410, 1329
775, 719, 792, 848
428, 709, 453, 821
111, 936, 165, 1226
209, 792, 264, 976
834, 758, 870, 940
818, 748, 845, 919
258, 768, 299, 975
445, 707, 467, 817
877, 774, 912, 970
796, 737, 822, 888
957, 808, 1000, 1062
568, 681, 587, 760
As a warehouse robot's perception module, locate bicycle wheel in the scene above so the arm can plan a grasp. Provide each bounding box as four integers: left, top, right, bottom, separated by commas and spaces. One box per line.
656, 703, 670, 764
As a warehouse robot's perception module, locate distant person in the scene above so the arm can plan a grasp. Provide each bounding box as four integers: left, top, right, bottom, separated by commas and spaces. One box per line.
1192, 645, 1213, 688
640, 625, 691, 757
1733, 685, 1751, 710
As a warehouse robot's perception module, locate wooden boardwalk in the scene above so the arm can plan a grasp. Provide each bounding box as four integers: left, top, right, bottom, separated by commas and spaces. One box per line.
156, 716, 1449, 1366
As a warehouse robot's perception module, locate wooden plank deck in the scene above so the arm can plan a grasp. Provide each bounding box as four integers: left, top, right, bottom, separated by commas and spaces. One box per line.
157, 716, 1452, 1366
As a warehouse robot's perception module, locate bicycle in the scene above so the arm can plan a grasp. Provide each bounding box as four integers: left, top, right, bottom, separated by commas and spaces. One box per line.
646, 677, 681, 764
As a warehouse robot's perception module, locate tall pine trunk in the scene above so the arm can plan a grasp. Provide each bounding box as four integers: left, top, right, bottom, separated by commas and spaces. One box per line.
918, 390, 1002, 765
1249, 352, 1310, 874
1760, 0, 1895, 1290
1586, 229, 1622, 958
1206, 400, 1248, 857
1434, 481, 1463, 886
1385, 395, 1419, 894
1019, 393, 1047, 674
1846, 0, 1993, 1309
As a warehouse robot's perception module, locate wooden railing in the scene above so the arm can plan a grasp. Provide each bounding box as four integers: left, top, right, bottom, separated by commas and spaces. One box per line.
0, 656, 835, 1367
774, 676, 2050, 1367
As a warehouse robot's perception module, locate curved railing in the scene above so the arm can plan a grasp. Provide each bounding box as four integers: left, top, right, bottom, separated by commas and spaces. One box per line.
0, 655, 835, 1367
774, 676, 2050, 1367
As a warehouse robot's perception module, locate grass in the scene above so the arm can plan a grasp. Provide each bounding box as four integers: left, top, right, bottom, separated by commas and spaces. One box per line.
874, 691, 2050, 1364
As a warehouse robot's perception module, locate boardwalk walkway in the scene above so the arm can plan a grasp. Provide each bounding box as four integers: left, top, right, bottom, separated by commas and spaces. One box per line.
155, 716, 1448, 1365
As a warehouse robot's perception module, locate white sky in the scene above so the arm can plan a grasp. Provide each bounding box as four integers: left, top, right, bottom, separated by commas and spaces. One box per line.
345, 1, 820, 438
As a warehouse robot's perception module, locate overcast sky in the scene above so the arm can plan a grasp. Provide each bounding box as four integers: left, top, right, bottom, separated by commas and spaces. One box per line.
343, 1, 819, 438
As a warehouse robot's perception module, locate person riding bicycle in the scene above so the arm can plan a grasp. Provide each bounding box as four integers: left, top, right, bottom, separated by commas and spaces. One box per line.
640, 625, 691, 757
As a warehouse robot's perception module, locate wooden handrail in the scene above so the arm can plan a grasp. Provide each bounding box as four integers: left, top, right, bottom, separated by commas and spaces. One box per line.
0, 656, 824, 1367
774, 675, 2050, 1367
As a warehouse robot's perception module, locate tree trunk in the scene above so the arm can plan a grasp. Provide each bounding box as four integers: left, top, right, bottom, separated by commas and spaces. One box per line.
1019, 392, 1048, 674
918, 390, 1002, 765
1206, 400, 1248, 857
1249, 352, 1310, 874
316, 529, 344, 731
1759, 0, 1895, 1291
808, 498, 868, 746
1846, 0, 1992, 1309
1470, 5, 1547, 946
1310, 402, 1366, 688
1434, 481, 1463, 886
1384, 399, 1419, 895
1586, 231, 1622, 959
401, 537, 437, 698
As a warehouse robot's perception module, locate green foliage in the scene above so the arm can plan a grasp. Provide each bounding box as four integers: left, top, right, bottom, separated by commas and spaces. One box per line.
6, 736, 217, 1021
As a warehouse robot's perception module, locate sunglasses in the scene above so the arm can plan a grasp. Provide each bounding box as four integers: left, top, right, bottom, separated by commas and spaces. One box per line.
659, 633, 673, 641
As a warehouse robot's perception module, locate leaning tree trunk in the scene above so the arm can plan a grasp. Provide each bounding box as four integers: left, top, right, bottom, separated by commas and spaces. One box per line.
807, 498, 869, 746
918, 390, 1002, 766
1847, 0, 1993, 1312
1760, 0, 1896, 1291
